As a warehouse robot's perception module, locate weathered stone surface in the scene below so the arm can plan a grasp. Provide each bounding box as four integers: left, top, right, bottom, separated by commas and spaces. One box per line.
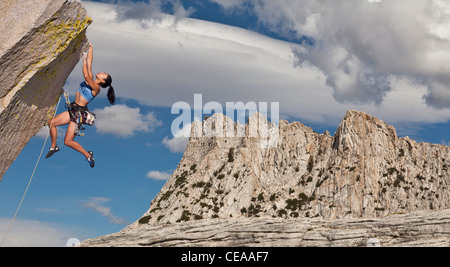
82, 209, 450, 247
0, 0, 91, 181
137, 111, 450, 225
82, 110, 450, 247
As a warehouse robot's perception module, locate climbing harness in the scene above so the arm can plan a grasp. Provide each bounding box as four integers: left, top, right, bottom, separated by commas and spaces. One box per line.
0, 90, 63, 247
64, 90, 96, 137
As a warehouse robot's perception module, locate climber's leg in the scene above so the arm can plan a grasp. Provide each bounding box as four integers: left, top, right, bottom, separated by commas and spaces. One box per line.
64, 121, 91, 159
48, 111, 70, 149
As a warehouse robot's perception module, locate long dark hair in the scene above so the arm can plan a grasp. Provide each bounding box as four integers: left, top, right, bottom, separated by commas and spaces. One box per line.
101, 74, 115, 105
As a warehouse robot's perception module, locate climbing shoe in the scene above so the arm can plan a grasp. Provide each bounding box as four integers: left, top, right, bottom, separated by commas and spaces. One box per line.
45, 146, 60, 159
87, 151, 95, 168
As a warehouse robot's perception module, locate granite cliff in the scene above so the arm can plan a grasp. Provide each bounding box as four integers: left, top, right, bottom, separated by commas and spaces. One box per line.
83, 110, 450, 247
0, 0, 91, 181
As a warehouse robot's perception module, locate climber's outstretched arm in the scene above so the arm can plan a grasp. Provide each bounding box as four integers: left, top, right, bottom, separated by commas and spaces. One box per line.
83, 43, 94, 81
82, 43, 100, 95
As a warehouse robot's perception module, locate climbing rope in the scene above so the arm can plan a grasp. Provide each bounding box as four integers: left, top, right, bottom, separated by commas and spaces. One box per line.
0, 92, 63, 247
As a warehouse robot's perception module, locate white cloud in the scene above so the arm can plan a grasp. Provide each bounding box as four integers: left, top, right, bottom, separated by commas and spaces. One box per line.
35, 125, 65, 140
146, 170, 172, 180
162, 135, 189, 153
209, 0, 247, 11
115, 0, 165, 22
0, 218, 80, 247
162, 123, 190, 153
92, 105, 162, 138
82, 1, 305, 106
212, 0, 450, 109
82, 197, 128, 225
79, 1, 450, 135
114, 0, 195, 24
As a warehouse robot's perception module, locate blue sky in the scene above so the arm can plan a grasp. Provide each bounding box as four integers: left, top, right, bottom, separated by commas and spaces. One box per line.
2, 0, 450, 246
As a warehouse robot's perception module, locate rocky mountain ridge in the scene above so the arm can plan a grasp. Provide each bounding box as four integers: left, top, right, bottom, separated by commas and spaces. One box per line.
134, 110, 450, 226
82, 209, 450, 247
82, 110, 450, 247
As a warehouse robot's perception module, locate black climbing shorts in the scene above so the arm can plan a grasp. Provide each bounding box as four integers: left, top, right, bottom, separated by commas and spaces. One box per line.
69, 102, 89, 124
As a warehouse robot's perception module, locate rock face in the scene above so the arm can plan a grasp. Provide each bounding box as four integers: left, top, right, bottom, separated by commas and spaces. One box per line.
138, 110, 450, 225
82, 209, 450, 247
0, 0, 91, 181
83, 110, 450, 247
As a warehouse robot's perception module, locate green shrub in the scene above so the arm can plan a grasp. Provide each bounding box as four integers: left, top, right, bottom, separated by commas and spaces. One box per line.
190, 164, 197, 171
138, 215, 152, 224
307, 156, 314, 172
257, 193, 264, 202
278, 209, 287, 217
228, 148, 235, 162
178, 210, 191, 222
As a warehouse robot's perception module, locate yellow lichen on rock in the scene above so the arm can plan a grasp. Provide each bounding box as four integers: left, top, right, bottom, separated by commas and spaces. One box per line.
37, 6, 93, 72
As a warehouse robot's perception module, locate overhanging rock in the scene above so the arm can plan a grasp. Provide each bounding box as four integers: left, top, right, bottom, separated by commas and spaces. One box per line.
0, 0, 92, 182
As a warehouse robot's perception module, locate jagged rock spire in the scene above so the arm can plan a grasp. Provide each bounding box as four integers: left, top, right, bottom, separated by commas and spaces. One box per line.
133, 110, 450, 226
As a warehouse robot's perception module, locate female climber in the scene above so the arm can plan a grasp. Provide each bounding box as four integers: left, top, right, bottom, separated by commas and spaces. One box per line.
45, 43, 115, 168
